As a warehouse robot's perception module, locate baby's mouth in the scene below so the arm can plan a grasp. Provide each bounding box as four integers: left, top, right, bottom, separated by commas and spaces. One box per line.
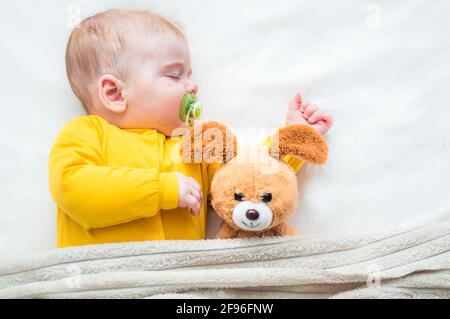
179, 92, 202, 127
242, 221, 260, 229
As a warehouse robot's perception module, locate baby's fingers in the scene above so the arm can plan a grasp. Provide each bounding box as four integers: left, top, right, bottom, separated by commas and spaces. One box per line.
189, 187, 203, 206
188, 177, 201, 193
186, 194, 201, 216
321, 113, 333, 126
188, 177, 203, 202
299, 100, 311, 113
309, 111, 333, 126
303, 104, 318, 118
288, 92, 302, 111
308, 110, 323, 123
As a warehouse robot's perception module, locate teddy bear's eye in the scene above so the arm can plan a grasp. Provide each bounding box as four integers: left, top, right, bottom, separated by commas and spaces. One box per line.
234, 193, 245, 201
262, 193, 272, 202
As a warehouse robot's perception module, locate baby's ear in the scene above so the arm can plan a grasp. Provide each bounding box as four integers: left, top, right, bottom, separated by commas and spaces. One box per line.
180, 121, 237, 164
269, 124, 328, 164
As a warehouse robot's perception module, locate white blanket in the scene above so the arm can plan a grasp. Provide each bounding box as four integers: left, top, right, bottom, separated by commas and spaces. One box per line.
0, 0, 449, 257
0, 222, 449, 299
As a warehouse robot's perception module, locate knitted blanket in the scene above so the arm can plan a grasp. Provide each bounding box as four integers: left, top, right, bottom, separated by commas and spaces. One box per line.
1, 222, 449, 299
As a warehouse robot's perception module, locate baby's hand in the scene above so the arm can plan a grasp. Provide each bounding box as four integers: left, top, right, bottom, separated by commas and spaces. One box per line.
285, 92, 333, 136
176, 173, 203, 216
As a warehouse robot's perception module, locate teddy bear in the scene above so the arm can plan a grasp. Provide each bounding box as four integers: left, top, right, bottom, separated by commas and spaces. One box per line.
179, 121, 328, 239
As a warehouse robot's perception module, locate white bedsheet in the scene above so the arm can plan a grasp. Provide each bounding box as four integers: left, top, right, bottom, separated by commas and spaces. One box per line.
1, 0, 449, 258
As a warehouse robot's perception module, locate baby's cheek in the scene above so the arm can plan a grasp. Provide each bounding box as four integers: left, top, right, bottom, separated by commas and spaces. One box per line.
166, 89, 183, 113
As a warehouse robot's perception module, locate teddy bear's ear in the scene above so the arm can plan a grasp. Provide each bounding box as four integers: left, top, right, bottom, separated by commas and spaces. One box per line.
180, 121, 238, 164
269, 124, 328, 164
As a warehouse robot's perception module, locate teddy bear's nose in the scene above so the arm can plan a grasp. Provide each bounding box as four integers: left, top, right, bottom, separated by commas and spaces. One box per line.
245, 209, 260, 220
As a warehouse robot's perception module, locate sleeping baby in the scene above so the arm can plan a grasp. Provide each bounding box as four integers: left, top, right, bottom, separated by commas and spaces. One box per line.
49, 9, 333, 247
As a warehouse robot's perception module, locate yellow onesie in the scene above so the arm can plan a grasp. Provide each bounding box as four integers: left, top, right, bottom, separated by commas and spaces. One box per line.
48, 115, 303, 247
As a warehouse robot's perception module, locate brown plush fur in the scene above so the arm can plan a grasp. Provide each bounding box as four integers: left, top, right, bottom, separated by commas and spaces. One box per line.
215, 221, 298, 239
269, 124, 328, 164
180, 122, 328, 239
180, 121, 237, 164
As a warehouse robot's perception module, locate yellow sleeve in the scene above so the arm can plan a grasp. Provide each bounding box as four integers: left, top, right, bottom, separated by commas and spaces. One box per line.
262, 135, 304, 173
48, 118, 179, 230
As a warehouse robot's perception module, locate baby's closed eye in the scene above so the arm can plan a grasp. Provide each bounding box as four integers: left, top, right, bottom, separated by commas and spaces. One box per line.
161, 62, 191, 79
166, 74, 182, 80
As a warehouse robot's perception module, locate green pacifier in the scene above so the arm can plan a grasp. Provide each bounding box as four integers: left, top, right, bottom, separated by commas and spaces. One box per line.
179, 92, 203, 127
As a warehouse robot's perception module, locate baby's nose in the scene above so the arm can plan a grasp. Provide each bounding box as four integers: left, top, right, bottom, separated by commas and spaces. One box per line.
186, 83, 198, 95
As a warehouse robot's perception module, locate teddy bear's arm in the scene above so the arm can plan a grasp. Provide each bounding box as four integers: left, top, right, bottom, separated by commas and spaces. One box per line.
215, 223, 238, 239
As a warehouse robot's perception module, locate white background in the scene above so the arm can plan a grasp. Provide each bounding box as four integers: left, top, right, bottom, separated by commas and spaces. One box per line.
1, 0, 449, 258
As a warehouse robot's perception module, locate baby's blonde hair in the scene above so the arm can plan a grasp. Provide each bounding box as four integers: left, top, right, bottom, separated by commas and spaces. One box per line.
65, 9, 185, 108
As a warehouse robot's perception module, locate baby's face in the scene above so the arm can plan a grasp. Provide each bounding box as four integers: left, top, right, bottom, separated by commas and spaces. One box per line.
124, 35, 198, 135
